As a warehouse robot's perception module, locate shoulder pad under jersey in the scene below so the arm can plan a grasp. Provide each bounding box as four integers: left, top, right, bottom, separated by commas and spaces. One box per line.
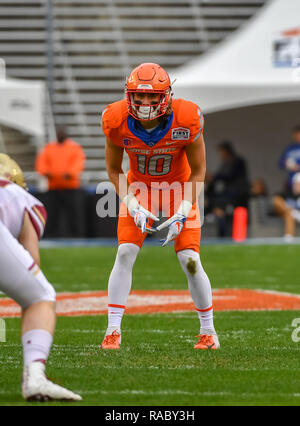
172, 98, 204, 140
101, 99, 128, 139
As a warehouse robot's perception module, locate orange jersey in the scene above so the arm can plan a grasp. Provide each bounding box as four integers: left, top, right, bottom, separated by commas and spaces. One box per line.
102, 98, 204, 186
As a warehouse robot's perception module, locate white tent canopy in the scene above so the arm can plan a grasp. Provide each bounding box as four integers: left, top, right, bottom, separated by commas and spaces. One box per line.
172, 0, 300, 113
0, 62, 45, 139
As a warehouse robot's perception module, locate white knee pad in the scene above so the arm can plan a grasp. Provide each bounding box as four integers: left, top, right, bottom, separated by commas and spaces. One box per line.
2, 265, 56, 310
108, 243, 140, 307
116, 243, 140, 268
177, 249, 203, 276
28, 268, 56, 307
0, 222, 56, 309
177, 249, 212, 311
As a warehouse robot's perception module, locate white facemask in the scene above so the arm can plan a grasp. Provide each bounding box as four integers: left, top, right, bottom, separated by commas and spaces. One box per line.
135, 105, 161, 120
131, 94, 162, 120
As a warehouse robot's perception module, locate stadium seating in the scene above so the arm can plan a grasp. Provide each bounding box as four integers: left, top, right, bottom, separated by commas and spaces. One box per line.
0, 0, 266, 184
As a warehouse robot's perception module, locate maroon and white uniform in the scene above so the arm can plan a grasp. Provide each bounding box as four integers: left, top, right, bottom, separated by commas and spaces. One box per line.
0, 178, 47, 239
0, 179, 55, 309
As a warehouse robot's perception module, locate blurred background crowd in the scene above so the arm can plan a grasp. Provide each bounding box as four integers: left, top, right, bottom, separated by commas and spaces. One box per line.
0, 0, 299, 240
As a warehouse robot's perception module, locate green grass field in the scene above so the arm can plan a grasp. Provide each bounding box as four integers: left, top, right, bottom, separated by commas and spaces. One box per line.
0, 244, 300, 406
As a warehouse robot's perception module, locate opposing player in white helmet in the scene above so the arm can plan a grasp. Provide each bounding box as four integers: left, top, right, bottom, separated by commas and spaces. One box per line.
0, 154, 81, 402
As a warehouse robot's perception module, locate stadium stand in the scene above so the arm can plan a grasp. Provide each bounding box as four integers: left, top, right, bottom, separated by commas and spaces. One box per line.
0, 0, 266, 184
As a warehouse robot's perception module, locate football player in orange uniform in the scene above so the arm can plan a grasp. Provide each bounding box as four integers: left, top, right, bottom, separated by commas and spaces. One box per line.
101, 63, 219, 350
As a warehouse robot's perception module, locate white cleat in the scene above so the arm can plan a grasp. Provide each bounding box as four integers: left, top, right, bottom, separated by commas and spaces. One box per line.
22, 362, 82, 402
283, 234, 294, 243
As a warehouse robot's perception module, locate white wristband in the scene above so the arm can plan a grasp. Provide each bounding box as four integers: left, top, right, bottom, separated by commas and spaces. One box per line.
177, 200, 193, 217
123, 192, 139, 213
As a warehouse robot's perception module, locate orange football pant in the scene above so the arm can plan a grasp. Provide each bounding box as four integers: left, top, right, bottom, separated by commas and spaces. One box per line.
118, 184, 201, 253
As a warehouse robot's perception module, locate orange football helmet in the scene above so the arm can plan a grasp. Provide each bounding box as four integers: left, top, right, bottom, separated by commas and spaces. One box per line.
125, 63, 172, 121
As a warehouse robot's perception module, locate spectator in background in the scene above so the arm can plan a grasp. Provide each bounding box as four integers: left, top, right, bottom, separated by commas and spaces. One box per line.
251, 178, 268, 198
279, 125, 300, 189
273, 172, 300, 241
250, 177, 273, 225
35, 127, 86, 237
206, 141, 250, 237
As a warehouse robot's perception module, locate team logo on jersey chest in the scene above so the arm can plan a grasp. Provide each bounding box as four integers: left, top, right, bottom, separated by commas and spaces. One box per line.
171, 128, 190, 140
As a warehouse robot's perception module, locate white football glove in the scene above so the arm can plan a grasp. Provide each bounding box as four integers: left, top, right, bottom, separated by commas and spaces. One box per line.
123, 193, 159, 234
156, 200, 193, 246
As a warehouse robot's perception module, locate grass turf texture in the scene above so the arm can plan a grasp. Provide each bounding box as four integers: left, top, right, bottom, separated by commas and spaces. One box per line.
40, 244, 300, 293
0, 245, 300, 406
